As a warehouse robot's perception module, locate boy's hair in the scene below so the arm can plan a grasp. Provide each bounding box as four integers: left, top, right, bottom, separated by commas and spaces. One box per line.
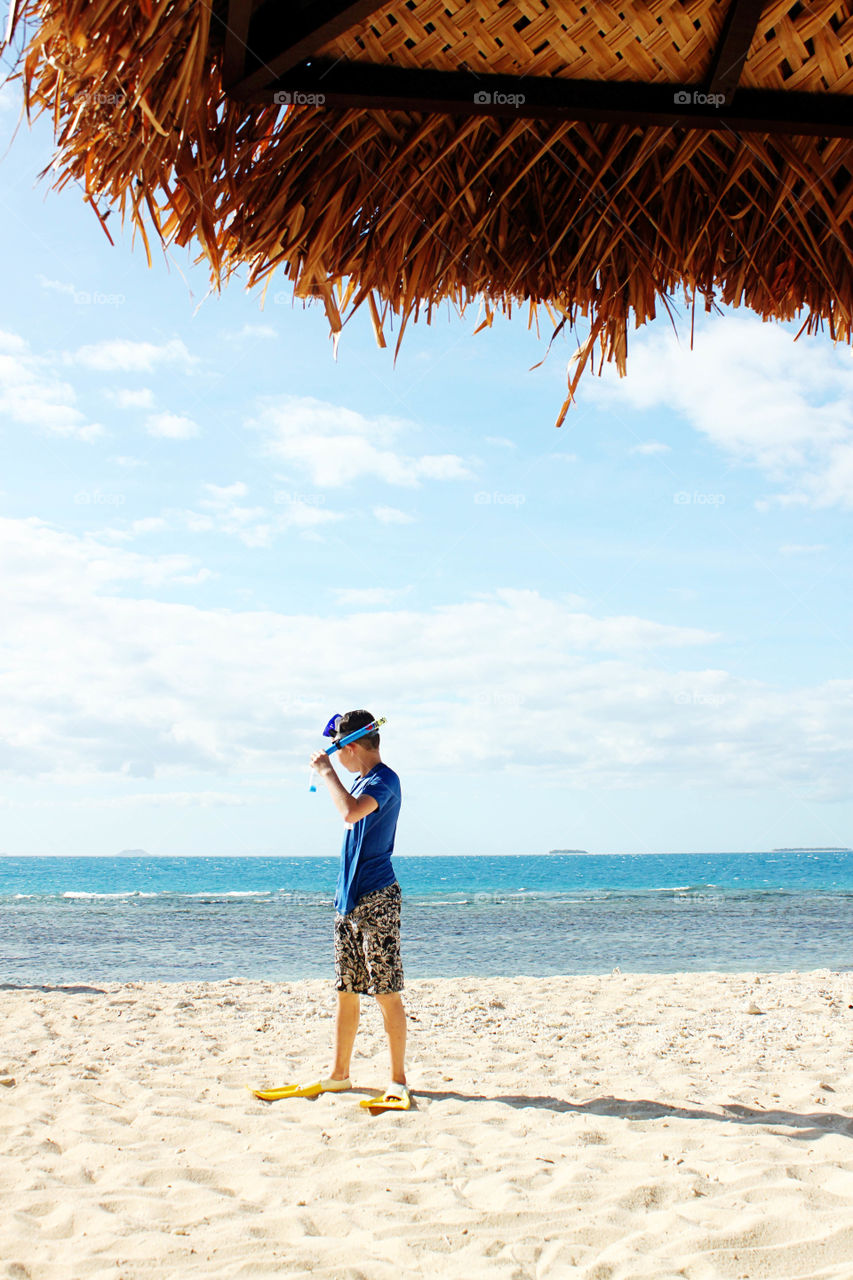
337, 709, 380, 750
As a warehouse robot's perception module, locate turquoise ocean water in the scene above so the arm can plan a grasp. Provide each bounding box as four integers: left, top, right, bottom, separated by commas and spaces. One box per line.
2, 852, 853, 984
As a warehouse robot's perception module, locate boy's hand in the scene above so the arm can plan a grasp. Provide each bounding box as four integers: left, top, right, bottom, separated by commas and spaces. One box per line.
310, 750, 334, 776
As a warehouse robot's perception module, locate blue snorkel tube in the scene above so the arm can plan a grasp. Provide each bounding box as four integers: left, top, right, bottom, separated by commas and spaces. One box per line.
309, 714, 387, 791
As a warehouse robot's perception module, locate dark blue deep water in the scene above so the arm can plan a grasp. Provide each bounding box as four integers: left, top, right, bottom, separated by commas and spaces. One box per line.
2, 852, 853, 982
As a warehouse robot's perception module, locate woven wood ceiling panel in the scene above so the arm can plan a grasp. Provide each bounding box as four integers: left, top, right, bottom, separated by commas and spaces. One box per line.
316, 0, 853, 95
314, 0, 729, 85
741, 0, 853, 93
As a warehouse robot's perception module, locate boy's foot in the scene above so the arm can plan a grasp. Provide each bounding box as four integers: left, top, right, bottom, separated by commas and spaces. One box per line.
249, 1076, 352, 1101
359, 1081, 411, 1111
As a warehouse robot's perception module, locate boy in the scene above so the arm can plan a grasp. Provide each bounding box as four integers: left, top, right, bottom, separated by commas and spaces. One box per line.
306, 710, 408, 1107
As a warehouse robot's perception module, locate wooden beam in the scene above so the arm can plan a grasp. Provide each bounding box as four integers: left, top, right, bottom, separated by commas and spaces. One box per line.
222, 0, 255, 89
228, 60, 853, 140
706, 0, 768, 101
228, 0, 390, 98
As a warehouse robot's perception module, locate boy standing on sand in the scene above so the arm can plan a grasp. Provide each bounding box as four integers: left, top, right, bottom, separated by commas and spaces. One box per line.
304, 710, 408, 1108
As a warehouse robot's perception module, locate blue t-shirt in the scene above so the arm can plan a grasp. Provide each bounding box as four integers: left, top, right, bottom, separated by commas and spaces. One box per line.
334, 762, 401, 916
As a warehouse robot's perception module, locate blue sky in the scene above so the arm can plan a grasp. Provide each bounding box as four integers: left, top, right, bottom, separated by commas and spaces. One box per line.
1, 77, 851, 857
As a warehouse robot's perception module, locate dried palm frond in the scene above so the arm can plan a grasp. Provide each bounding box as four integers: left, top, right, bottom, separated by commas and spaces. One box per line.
5, 0, 853, 421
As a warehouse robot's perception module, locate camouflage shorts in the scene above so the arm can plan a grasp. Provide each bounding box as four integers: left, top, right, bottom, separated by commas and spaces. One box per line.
334, 881, 404, 995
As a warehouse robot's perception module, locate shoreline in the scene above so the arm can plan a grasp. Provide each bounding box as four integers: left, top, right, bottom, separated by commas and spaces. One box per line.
4, 970, 853, 1278
5, 960, 853, 989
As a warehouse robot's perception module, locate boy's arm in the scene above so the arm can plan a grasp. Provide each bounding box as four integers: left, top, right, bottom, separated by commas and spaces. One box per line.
310, 752, 379, 824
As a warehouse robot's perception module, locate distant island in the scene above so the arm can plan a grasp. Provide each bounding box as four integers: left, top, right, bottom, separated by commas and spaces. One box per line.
549, 849, 590, 856
116, 848, 151, 858
772, 847, 852, 853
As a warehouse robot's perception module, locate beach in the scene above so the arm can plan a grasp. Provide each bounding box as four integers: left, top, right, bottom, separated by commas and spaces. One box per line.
3, 970, 853, 1279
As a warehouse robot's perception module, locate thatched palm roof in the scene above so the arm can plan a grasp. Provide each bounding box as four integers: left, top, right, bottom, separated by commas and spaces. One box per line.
4, 0, 853, 419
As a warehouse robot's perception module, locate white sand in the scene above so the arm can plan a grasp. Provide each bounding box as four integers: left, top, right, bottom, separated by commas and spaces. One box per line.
3, 970, 853, 1279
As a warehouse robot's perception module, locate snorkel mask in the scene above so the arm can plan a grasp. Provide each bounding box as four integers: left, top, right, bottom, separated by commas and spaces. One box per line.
309, 714, 387, 790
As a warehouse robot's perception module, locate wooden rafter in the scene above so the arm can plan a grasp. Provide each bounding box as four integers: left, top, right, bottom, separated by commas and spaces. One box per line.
706, 0, 769, 100
225, 0, 391, 95
222, 0, 254, 89
229, 59, 853, 139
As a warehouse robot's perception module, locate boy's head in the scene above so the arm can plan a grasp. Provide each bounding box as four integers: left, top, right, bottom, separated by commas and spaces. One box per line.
334, 710, 381, 775
334, 709, 380, 751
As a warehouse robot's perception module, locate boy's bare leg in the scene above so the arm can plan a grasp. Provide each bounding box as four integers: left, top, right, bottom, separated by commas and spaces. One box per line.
375, 992, 407, 1085
331, 992, 360, 1079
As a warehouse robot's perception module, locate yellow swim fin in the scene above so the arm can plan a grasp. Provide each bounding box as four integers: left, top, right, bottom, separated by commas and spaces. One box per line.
360, 1083, 411, 1112
248, 1077, 351, 1101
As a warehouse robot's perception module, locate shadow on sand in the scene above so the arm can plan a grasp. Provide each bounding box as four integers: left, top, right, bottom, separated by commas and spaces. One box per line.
413, 1089, 853, 1139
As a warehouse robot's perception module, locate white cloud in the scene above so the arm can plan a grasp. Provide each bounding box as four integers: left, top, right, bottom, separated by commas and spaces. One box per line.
590, 315, 853, 506
74, 338, 195, 373
146, 412, 200, 439
779, 544, 826, 556
415, 455, 469, 480
373, 506, 415, 524
130, 517, 168, 536
103, 517, 166, 542
275, 500, 339, 530
0, 332, 104, 440
186, 505, 271, 546
3, 515, 852, 799
107, 388, 155, 409
179, 480, 340, 546
0, 84, 21, 116
810, 442, 853, 507
0, 331, 27, 355
334, 587, 411, 607
201, 482, 249, 506
112, 455, 146, 468
630, 441, 671, 455
38, 275, 77, 298
81, 791, 251, 808
251, 395, 469, 488
233, 324, 277, 340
